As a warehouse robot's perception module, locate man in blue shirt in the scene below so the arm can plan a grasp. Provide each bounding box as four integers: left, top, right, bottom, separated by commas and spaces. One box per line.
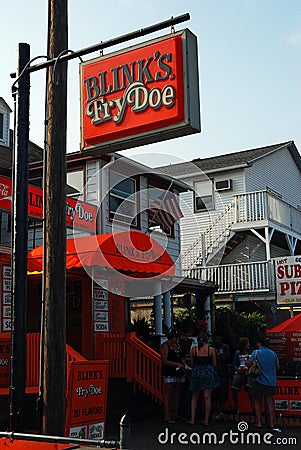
248, 336, 280, 430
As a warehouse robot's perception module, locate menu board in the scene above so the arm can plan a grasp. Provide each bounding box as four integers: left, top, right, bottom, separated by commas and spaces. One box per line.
269, 331, 301, 363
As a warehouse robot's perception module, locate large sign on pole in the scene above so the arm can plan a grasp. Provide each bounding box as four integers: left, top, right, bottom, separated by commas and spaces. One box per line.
80, 29, 200, 154
274, 255, 301, 305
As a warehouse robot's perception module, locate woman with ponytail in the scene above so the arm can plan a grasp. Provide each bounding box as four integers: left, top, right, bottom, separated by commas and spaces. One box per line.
187, 332, 220, 426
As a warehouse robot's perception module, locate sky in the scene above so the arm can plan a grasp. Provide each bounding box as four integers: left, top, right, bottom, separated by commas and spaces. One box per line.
1, 0, 300, 167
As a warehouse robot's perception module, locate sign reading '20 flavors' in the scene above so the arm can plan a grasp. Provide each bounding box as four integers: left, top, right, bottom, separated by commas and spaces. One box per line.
80, 29, 200, 154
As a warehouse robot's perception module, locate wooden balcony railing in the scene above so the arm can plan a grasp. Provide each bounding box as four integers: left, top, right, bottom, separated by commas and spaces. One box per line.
182, 190, 301, 271
234, 190, 301, 233
184, 260, 274, 294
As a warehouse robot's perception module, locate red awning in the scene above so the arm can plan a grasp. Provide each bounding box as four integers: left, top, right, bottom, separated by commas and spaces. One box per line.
267, 313, 301, 333
27, 230, 175, 278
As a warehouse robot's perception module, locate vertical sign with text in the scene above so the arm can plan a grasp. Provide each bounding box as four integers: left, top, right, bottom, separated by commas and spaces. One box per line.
93, 280, 109, 333
65, 360, 108, 439
2, 265, 12, 332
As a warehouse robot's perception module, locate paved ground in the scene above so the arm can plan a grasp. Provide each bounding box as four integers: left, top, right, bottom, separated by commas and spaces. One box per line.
106, 414, 301, 450
104, 379, 301, 449
1, 383, 301, 449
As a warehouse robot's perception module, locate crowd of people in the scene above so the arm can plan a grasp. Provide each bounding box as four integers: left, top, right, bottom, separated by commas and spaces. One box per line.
160, 328, 281, 431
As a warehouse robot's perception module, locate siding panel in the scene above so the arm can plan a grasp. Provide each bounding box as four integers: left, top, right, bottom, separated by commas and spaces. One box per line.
245, 146, 301, 208
180, 169, 245, 253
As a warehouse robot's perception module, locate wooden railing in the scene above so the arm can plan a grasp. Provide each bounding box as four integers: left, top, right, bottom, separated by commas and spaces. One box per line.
126, 332, 164, 404
25, 332, 40, 391
182, 190, 301, 271
1, 332, 164, 405
184, 260, 274, 293
94, 332, 126, 378
65, 342, 87, 393
0, 333, 87, 395
95, 332, 164, 404
181, 201, 235, 269
234, 190, 301, 232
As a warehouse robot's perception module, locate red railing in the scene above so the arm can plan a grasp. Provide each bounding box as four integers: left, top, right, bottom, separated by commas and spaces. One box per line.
94, 332, 126, 377
94, 332, 164, 403
65, 342, 87, 393
25, 333, 41, 392
0, 333, 86, 395
1, 332, 164, 405
126, 333, 164, 404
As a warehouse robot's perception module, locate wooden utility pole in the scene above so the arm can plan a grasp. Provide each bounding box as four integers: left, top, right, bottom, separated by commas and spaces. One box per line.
10, 42, 30, 433
42, 0, 68, 435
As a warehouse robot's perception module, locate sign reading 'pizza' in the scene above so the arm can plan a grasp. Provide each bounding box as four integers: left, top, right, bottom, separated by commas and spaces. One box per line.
80, 29, 200, 154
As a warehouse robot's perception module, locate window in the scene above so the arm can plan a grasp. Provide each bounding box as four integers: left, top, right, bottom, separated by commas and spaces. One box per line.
28, 219, 43, 250
0, 113, 3, 140
194, 179, 214, 211
67, 170, 84, 198
0, 212, 12, 247
109, 171, 137, 225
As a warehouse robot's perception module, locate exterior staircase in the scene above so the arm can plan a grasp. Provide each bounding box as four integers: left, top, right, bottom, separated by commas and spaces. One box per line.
182, 189, 301, 294
0, 332, 164, 433
182, 200, 236, 271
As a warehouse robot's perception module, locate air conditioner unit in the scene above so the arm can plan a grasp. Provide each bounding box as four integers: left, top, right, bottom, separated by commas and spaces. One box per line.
215, 179, 232, 191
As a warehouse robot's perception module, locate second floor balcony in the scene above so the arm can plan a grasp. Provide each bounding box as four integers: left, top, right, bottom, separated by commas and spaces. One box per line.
183, 260, 274, 294
233, 189, 301, 235
182, 189, 301, 271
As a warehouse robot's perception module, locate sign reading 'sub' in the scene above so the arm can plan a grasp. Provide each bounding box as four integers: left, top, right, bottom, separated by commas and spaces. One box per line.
80, 29, 201, 154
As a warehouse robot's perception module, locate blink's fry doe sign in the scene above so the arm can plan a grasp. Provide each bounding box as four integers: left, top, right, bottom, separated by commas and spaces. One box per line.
80, 29, 200, 154
66, 360, 108, 440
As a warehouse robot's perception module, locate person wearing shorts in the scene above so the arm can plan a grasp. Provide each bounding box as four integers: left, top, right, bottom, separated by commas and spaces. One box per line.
160, 329, 185, 423
248, 336, 280, 430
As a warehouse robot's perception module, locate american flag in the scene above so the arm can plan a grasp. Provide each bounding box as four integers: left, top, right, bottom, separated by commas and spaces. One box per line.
147, 190, 183, 229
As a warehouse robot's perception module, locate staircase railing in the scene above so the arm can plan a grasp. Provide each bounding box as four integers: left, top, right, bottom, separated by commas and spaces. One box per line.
182, 189, 301, 272
126, 332, 164, 404
0, 333, 87, 395
95, 332, 164, 404
204, 201, 235, 258
182, 201, 235, 269
1, 332, 165, 405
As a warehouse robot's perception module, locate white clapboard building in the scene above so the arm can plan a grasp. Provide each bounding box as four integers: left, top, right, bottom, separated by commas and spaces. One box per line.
158, 141, 301, 320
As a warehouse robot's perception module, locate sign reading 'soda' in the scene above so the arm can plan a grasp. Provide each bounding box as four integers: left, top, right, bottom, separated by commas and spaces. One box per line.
80, 29, 200, 154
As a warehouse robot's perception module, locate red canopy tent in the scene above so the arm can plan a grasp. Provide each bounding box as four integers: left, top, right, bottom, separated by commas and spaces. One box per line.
267, 314, 301, 364
267, 314, 301, 333
27, 230, 175, 278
